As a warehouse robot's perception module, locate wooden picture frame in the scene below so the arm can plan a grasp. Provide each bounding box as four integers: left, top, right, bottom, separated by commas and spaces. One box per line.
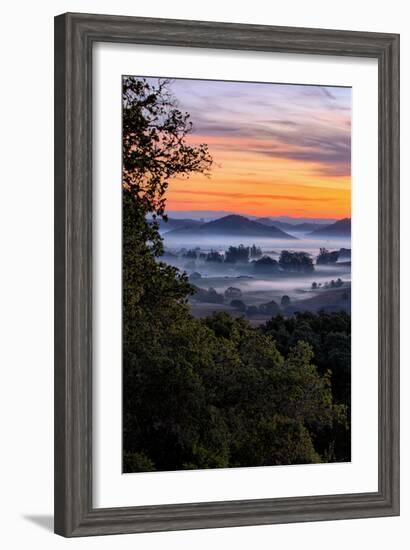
54, 12, 400, 537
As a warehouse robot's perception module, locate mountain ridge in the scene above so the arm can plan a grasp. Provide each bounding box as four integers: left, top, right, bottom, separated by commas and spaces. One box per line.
156, 217, 204, 233
257, 218, 324, 233
308, 218, 351, 238
166, 211, 338, 224
165, 214, 297, 239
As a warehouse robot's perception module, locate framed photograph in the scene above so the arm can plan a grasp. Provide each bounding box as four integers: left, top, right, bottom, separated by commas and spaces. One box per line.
54, 13, 400, 537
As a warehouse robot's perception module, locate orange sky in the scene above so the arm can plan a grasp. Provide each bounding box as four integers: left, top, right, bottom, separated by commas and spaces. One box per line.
154, 79, 351, 220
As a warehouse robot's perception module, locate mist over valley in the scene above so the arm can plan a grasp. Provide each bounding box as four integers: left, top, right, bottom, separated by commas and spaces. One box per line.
156, 212, 351, 324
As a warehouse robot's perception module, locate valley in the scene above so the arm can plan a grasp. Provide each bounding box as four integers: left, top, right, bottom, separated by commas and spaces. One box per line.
157, 212, 351, 324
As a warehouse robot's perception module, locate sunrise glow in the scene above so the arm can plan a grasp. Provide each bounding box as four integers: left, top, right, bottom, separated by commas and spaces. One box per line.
144, 78, 351, 219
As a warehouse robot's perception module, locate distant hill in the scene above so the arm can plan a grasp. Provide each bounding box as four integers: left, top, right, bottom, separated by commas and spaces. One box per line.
261, 215, 337, 225
155, 217, 204, 233
257, 218, 294, 231
166, 210, 234, 221
308, 218, 351, 238
292, 222, 324, 232
285, 286, 351, 315
165, 214, 296, 239
257, 218, 324, 233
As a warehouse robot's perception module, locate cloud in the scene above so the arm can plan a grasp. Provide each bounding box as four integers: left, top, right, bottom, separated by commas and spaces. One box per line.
194, 126, 351, 177
137, 76, 352, 179
170, 189, 336, 202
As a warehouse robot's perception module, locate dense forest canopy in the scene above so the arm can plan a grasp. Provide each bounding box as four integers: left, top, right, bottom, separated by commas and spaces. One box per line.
122, 77, 350, 472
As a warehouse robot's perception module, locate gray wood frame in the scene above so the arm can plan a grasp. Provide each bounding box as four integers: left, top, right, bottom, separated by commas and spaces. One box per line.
54, 12, 400, 537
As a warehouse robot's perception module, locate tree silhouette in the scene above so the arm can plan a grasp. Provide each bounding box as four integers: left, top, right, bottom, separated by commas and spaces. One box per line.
122, 76, 213, 259
281, 295, 291, 306
279, 250, 314, 272
123, 76, 212, 217
123, 77, 215, 470
122, 76, 213, 345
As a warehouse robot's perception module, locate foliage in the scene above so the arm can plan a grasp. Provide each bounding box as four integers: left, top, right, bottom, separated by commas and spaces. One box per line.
250, 244, 263, 259
259, 300, 280, 316
281, 295, 291, 306
253, 255, 279, 272
123, 451, 156, 472
225, 244, 250, 263
230, 299, 246, 311
225, 287, 242, 299
206, 250, 224, 263
205, 244, 263, 264
316, 247, 340, 265
192, 286, 224, 304
183, 249, 198, 259
279, 250, 314, 272
122, 75, 212, 254
328, 278, 344, 288
262, 311, 351, 460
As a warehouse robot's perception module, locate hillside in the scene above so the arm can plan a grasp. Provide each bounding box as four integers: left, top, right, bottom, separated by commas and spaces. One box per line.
165, 214, 297, 239
292, 222, 324, 232
156, 217, 204, 233
308, 218, 351, 238
257, 217, 294, 230
284, 286, 351, 315
258, 217, 330, 233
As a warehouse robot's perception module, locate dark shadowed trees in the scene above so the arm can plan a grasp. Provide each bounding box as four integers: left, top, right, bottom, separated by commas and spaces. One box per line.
122, 76, 214, 470
253, 255, 279, 273
279, 250, 314, 272
316, 247, 339, 265
122, 76, 212, 223
281, 295, 291, 307
206, 250, 224, 263
263, 311, 351, 461
225, 244, 250, 263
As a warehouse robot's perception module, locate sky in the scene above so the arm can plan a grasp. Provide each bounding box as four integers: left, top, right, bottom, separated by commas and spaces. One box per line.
142, 77, 351, 219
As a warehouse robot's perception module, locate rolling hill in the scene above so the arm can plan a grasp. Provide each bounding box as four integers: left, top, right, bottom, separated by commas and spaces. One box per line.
258, 215, 337, 225
257, 217, 331, 233
308, 218, 351, 238
165, 214, 297, 239
291, 222, 325, 233
255, 218, 294, 231
155, 217, 204, 233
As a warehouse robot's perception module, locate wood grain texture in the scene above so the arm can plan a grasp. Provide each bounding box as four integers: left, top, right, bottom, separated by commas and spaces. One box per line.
54, 12, 400, 537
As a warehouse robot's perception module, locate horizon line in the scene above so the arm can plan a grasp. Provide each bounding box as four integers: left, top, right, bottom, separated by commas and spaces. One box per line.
165, 209, 344, 220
